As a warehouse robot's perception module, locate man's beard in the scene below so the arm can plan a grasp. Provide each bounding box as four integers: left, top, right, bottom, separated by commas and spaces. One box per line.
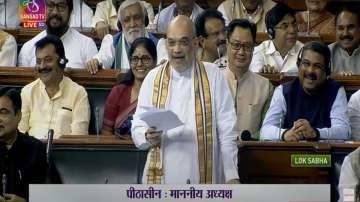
124, 28, 145, 44
46, 16, 69, 37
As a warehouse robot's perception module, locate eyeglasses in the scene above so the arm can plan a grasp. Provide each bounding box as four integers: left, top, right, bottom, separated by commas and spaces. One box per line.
228, 41, 253, 52
46, 2, 68, 12
299, 60, 326, 71
274, 21, 297, 31
130, 56, 152, 65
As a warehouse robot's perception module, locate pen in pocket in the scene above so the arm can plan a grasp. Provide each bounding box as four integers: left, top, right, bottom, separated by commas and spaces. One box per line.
61, 107, 72, 111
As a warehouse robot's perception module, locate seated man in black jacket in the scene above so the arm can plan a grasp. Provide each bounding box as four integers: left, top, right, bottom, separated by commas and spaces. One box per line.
0, 87, 46, 202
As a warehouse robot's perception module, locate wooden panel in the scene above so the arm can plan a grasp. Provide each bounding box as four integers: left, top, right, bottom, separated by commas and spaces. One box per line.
54, 135, 134, 146
2, 67, 360, 90
0, 67, 120, 87
45, 137, 360, 184
238, 141, 330, 183
41, 135, 360, 186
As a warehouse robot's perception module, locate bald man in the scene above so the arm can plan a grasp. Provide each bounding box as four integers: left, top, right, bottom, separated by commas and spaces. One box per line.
132, 16, 240, 184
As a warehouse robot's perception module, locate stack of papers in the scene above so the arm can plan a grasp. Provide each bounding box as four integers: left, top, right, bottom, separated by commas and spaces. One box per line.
138, 106, 184, 131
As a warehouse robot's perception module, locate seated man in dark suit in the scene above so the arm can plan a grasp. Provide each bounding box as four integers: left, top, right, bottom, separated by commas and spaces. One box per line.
260, 41, 350, 141
0, 87, 46, 202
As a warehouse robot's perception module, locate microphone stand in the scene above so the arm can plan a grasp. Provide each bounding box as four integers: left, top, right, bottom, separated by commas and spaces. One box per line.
156, 0, 163, 32
95, 107, 100, 140
80, 0, 83, 30
4, 0, 7, 28
46, 129, 54, 183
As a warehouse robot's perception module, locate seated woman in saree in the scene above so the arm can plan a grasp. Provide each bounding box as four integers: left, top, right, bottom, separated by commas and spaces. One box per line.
102, 37, 157, 136
295, 0, 335, 35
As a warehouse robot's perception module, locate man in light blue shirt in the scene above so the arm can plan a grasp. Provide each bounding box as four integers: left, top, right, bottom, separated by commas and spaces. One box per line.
260, 41, 350, 141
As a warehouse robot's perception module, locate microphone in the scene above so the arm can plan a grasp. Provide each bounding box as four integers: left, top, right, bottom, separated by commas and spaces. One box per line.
2, 174, 6, 197
240, 130, 257, 141
156, 0, 163, 32
217, 47, 226, 69
95, 107, 100, 137
278, 116, 283, 141
80, 0, 83, 30
46, 129, 54, 165
4, 0, 7, 28
231, 0, 235, 19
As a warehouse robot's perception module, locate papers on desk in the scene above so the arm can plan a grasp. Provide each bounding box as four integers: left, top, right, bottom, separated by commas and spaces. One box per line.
138, 106, 184, 131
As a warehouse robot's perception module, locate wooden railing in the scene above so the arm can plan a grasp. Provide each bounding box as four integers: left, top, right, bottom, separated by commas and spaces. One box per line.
1, 67, 360, 90
0, 67, 120, 87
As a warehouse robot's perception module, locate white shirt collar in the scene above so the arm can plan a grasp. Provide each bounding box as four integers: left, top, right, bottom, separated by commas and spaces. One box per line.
335, 42, 360, 57
265, 40, 299, 56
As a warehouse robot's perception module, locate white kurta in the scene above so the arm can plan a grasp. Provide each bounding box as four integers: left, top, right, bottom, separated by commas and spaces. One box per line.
131, 62, 239, 184
0, 0, 20, 27
250, 40, 303, 74
69, 0, 94, 28
18, 28, 98, 68
338, 147, 360, 202
0, 32, 17, 66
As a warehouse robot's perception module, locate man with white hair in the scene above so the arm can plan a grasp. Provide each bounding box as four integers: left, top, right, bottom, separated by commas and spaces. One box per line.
92, 0, 155, 40
86, 0, 159, 74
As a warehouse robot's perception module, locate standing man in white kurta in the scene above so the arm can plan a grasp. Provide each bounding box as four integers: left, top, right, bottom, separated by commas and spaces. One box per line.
131, 16, 240, 184
18, 0, 98, 68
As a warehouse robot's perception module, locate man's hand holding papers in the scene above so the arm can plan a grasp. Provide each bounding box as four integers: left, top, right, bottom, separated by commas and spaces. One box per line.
139, 107, 184, 147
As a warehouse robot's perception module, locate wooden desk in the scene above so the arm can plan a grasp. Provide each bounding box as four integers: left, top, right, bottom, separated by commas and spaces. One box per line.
238, 141, 331, 184
54, 135, 135, 147
43, 135, 359, 201
2, 67, 360, 91
0, 67, 119, 87
48, 135, 146, 184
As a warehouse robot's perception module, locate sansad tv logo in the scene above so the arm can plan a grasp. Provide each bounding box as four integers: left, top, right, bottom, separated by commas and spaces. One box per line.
19, 0, 46, 28
23, 0, 40, 13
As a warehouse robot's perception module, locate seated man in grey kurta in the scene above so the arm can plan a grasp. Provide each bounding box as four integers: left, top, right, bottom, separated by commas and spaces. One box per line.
329, 7, 360, 76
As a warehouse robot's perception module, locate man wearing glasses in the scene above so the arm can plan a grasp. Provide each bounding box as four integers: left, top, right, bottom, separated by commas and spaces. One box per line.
195, 9, 226, 63
250, 3, 303, 74
18, 0, 98, 68
260, 41, 350, 142
222, 19, 273, 139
